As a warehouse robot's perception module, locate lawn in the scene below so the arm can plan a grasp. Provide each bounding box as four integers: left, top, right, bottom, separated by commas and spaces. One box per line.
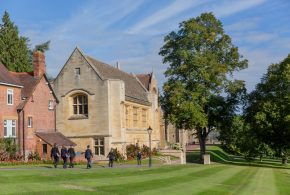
0, 147, 290, 194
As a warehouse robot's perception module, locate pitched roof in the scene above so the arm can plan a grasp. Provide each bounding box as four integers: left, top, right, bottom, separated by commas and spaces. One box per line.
85, 55, 151, 106
35, 131, 76, 146
0, 64, 23, 87
0, 63, 58, 110
136, 73, 152, 91
12, 72, 40, 99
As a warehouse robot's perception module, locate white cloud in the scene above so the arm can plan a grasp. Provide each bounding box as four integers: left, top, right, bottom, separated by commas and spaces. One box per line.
126, 0, 206, 34
225, 17, 260, 32
211, 0, 266, 18
234, 47, 289, 92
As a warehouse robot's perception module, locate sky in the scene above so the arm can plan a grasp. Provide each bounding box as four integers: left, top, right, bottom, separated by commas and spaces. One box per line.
1, 0, 290, 92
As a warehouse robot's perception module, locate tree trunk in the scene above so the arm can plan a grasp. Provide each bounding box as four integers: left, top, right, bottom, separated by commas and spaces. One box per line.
197, 127, 207, 162
199, 138, 206, 161
282, 157, 288, 165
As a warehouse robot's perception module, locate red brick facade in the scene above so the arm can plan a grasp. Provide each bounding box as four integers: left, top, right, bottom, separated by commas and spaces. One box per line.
18, 76, 56, 158
0, 51, 58, 160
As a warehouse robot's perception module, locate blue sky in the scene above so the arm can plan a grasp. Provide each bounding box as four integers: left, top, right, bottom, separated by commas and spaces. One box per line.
1, 0, 290, 92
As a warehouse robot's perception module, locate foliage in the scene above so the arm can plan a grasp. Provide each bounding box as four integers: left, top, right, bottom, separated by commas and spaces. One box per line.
160, 12, 248, 159
27, 151, 41, 161
0, 138, 22, 161
33, 40, 50, 52
111, 148, 125, 162
245, 54, 290, 164
126, 144, 157, 160
0, 11, 32, 72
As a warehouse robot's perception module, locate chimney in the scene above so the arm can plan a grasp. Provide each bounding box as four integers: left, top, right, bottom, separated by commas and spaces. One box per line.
116, 61, 121, 70
33, 51, 46, 78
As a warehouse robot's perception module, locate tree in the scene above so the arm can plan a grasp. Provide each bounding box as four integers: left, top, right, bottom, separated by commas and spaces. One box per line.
33, 40, 50, 52
245, 54, 290, 164
0, 11, 32, 72
160, 13, 248, 160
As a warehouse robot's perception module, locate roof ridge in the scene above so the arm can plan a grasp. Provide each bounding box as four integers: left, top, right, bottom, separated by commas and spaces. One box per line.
85, 55, 137, 79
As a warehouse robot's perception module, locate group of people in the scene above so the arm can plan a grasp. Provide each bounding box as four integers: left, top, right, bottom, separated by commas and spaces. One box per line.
50, 144, 143, 168
50, 143, 76, 168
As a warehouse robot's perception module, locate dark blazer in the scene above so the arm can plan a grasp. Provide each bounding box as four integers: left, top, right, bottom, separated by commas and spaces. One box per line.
68, 148, 76, 158
85, 149, 93, 159
61, 148, 68, 158
51, 146, 60, 157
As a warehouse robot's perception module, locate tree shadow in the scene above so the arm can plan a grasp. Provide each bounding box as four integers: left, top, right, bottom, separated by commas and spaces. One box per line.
186, 147, 289, 170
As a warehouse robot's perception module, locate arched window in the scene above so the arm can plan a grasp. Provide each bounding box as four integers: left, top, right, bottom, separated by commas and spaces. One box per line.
73, 94, 88, 116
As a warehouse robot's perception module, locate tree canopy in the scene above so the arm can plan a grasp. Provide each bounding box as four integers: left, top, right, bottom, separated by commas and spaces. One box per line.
245, 54, 290, 163
0, 11, 32, 72
160, 12, 248, 159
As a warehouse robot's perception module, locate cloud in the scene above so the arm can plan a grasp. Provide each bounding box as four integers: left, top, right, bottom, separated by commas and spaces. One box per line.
225, 17, 260, 32
234, 47, 289, 92
126, 0, 206, 34
211, 0, 266, 18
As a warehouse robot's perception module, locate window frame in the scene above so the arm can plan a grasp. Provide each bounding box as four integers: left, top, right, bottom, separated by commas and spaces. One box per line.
72, 94, 88, 116
4, 119, 16, 138
74, 68, 80, 77
142, 109, 147, 128
48, 100, 54, 110
42, 144, 47, 154
7, 89, 13, 105
94, 138, 105, 156
133, 107, 138, 127
28, 116, 33, 128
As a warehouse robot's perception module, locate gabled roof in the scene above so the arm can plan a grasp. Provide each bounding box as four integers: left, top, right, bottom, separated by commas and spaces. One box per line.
0, 63, 58, 110
12, 72, 39, 99
85, 56, 151, 105
136, 73, 152, 91
0, 64, 23, 87
35, 131, 76, 146
15, 73, 58, 110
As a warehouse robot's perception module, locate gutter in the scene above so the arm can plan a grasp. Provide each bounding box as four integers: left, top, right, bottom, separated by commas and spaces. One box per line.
0, 82, 23, 88
22, 110, 25, 159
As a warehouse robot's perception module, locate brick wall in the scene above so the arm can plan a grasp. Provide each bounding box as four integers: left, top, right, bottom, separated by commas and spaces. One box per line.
0, 85, 22, 138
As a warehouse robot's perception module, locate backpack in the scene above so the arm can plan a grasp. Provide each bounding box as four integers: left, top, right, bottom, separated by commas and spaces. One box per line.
85, 149, 92, 159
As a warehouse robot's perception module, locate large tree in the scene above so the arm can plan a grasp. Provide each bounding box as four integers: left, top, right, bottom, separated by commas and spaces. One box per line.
160, 13, 248, 160
245, 54, 290, 164
0, 11, 32, 72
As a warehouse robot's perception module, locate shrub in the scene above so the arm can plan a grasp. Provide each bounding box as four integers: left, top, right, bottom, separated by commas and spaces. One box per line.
0, 138, 22, 161
111, 148, 125, 162
126, 144, 157, 159
28, 151, 41, 161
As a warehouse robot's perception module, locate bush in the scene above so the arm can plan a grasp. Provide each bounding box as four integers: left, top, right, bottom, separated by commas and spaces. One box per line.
0, 138, 23, 161
28, 151, 41, 161
111, 148, 125, 162
126, 144, 157, 160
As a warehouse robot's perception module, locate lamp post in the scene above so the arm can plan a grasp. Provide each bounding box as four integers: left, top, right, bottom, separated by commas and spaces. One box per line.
147, 126, 153, 167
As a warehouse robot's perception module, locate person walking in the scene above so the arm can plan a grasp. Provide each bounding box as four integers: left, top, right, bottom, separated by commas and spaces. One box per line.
137, 151, 142, 165
61, 145, 68, 169
107, 148, 115, 168
85, 145, 93, 169
68, 145, 76, 168
50, 143, 60, 168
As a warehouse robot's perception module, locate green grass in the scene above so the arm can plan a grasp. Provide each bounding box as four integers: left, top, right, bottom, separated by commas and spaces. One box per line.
0, 146, 290, 194
187, 145, 288, 168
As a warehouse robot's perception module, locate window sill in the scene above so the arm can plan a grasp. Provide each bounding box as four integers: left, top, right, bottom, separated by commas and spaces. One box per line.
68, 115, 88, 120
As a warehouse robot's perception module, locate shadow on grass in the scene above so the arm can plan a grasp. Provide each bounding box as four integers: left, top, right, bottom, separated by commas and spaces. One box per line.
187, 145, 289, 170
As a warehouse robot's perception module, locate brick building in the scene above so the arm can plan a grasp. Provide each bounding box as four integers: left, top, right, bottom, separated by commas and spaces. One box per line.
0, 51, 74, 160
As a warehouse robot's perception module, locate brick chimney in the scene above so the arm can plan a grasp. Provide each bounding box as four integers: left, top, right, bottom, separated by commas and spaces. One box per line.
33, 51, 46, 78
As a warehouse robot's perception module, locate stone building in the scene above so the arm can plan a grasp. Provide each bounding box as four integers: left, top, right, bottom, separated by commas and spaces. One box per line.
52, 47, 162, 159
0, 51, 74, 159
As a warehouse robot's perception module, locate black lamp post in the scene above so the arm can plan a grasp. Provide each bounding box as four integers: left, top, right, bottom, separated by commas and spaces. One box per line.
147, 126, 153, 167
